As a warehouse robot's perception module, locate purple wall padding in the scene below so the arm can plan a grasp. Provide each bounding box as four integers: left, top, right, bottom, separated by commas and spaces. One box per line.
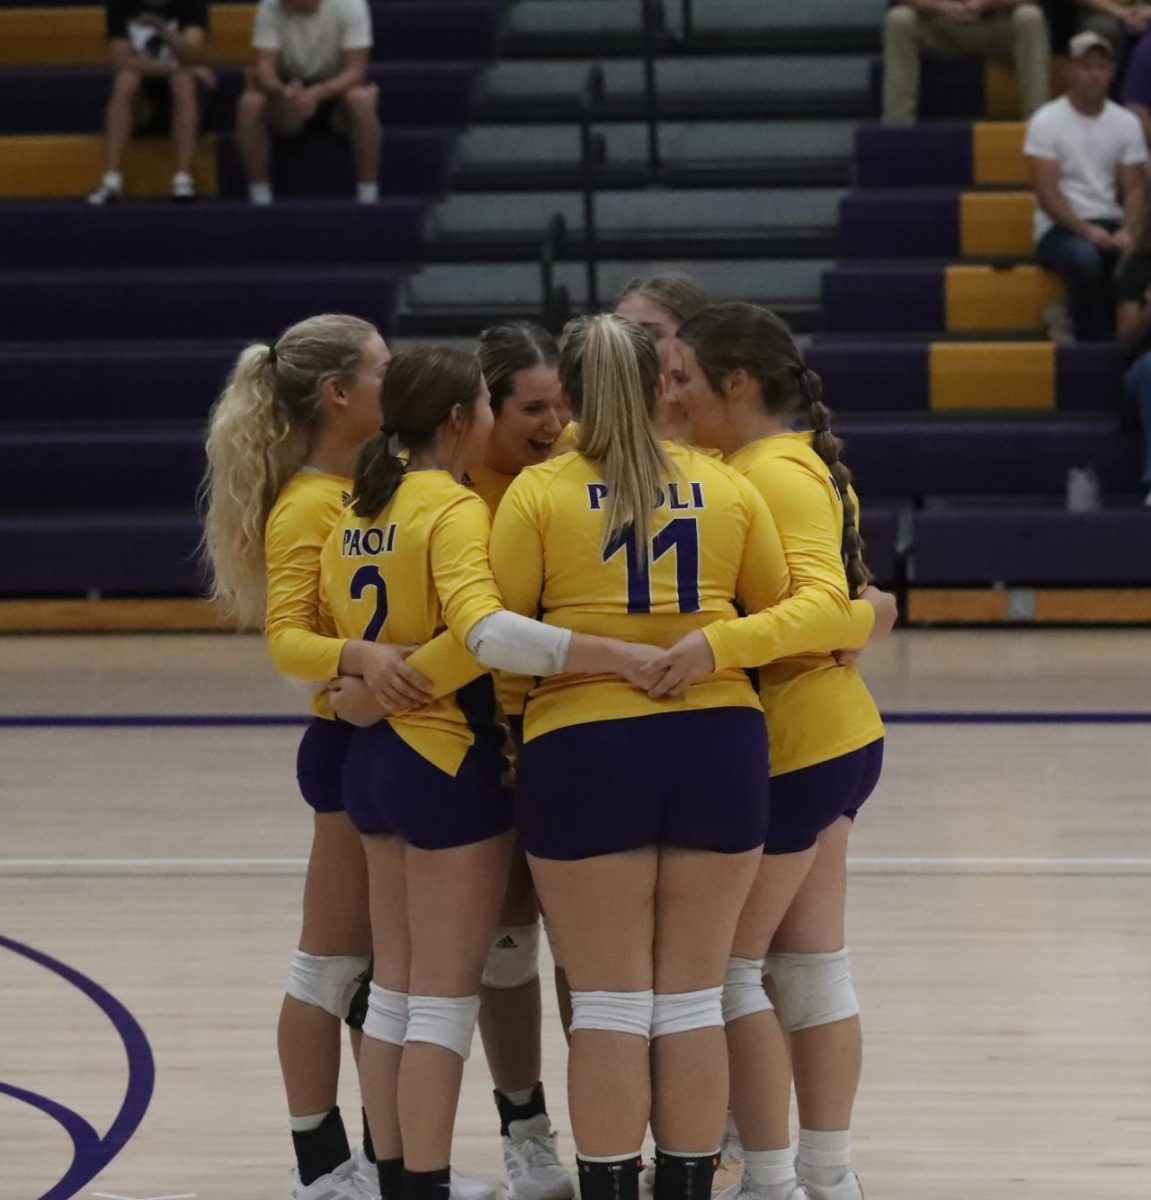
805, 343, 928, 412
854, 122, 972, 188
841, 418, 1145, 498
859, 504, 901, 585
0, 342, 238, 423
837, 190, 959, 258
821, 266, 945, 333
0, 513, 204, 596
1056, 343, 1126, 412
912, 509, 1151, 584
0, 267, 399, 339
0, 200, 427, 269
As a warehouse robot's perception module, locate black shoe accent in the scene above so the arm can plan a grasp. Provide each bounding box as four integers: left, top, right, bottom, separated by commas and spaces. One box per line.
291, 1106, 351, 1188
652, 1150, 719, 1200
494, 1081, 548, 1136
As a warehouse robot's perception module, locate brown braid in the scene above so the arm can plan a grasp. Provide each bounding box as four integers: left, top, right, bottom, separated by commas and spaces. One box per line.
676, 301, 872, 598
794, 366, 872, 597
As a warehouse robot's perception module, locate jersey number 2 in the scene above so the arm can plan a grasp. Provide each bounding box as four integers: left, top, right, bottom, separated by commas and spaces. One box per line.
604, 518, 700, 614
350, 564, 389, 641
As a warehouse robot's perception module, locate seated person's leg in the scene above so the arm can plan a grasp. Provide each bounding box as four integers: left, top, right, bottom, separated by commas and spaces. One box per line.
1037, 225, 1114, 340
335, 83, 381, 203
89, 67, 142, 203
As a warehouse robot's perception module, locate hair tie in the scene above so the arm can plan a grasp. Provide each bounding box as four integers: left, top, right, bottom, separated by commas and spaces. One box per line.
382, 424, 397, 438
266, 343, 278, 366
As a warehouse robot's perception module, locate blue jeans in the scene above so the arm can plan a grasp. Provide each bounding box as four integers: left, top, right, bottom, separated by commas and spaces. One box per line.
1036, 221, 1119, 341
1123, 351, 1151, 484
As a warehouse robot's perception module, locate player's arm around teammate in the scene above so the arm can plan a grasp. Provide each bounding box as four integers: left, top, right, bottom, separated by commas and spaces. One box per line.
318, 347, 661, 1200
665, 304, 891, 1200
203, 315, 411, 1198
487, 314, 798, 1200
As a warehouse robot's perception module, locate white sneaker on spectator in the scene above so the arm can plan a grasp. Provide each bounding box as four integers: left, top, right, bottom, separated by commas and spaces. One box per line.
503, 1113, 575, 1200
795, 1171, 863, 1200
87, 173, 122, 205
171, 171, 196, 202
249, 181, 274, 206
290, 1156, 377, 1200
1042, 300, 1075, 344
1144, 487, 1151, 508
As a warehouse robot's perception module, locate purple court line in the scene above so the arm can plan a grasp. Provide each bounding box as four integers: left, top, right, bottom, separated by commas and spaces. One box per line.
0, 933, 155, 1200
1, 712, 1151, 727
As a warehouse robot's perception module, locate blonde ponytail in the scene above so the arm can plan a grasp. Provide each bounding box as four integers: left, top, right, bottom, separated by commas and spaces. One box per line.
560, 313, 668, 556
201, 313, 377, 627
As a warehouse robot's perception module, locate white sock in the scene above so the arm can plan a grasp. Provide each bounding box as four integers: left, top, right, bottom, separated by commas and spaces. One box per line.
796, 1129, 850, 1188
289, 1110, 329, 1133
356, 181, 380, 204
742, 1148, 798, 1198
249, 181, 273, 206
499, 1086, 538, 1106
102, 170, 123, 191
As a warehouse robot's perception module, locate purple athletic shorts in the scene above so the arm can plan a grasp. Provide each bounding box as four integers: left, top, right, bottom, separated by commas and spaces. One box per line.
518, 707, 771, 861
764, 738, 884, 856
296, 716, 356, 814
341, 720, 514, 850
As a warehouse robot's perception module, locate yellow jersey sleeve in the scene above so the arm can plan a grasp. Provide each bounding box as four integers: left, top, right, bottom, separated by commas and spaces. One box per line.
702, 454, 875, 671
264, 478, 348, 682
405, 629, 486, 699
487, 472, 545, 620
430, 490, 505, 642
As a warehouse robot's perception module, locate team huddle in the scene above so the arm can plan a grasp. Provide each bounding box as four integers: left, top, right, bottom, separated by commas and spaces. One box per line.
202, 275, 898, 1200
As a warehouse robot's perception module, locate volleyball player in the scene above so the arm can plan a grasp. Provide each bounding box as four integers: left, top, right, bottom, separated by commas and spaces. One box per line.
485, 314, 883, 1200
317, 345, 663, 1200
203, 315, 411, 1200
656, 303, 891, 1200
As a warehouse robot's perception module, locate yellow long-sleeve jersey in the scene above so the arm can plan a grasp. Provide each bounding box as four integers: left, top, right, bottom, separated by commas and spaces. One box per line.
264, 469, 353, 719
488, 443, 794, 742
726, 433, 884, 775
318, 469, 505, 776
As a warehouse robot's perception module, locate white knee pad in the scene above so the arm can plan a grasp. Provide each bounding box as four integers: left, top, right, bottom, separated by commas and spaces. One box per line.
285, 951, 371, 1020
363, 983, 408, 1047
481, 924, 541, 989
569, 989, 654, 1038
764, 948, 859, 1033
405, 994, 480, 1060
651, 986, 725, 1039
722, 957, 773, 1024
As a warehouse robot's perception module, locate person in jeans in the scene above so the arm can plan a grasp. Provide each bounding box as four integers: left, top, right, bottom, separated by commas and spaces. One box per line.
882, 0, 1052, 124
1027, 31, 1147, 340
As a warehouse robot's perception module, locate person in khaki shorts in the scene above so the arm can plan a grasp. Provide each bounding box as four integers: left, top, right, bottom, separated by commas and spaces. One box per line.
882, 0, 1052, 124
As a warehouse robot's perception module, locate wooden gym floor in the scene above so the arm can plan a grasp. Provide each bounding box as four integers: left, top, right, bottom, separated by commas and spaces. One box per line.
1, 630, 1150, 1200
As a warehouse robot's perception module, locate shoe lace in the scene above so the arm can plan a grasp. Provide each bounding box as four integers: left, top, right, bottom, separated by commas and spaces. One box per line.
514, 1131, 561, 1170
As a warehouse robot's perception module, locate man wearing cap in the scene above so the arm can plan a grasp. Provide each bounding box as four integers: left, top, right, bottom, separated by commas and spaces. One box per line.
882, 0, 1052, 124
1026, 31, 1147, 340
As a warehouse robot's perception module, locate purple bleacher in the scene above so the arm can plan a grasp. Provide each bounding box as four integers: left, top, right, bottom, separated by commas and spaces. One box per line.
0, 342, 237, 423
0, 513, 204, 596
1056, 344, 1126, 412
912, 509, 1151, 584
212, 128, 454, 198
858, 504, 901, 586
822, 265, 945, 334
0, 267, 400, 339
0, 428, 203, 512
837, 190, 959, 258
855, 123, 973, 188
0, 62, 479, 134
0, 200, 426, 269
842, 418, 1145, 499
806, 343, 928, 412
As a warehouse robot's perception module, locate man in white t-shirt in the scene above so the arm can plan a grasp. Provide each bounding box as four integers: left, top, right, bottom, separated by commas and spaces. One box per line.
1025, 31, 1148, 339
235, 0, 380, 205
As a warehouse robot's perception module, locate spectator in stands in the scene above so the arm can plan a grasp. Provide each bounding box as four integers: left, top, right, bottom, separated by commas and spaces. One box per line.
1026, 32, 1147, 339
236, 0, 381, 206
1121, 26, 1151, 144
882, 0, 1052, 125
1114, 225, 1151, 502
88, 0, 215, 204
1073, 0, 1151, 57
